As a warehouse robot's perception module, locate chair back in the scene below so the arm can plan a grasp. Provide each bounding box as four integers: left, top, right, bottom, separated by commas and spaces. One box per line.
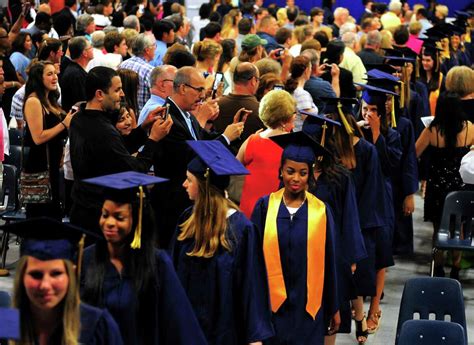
398, 320, 465, 345
436, 191, 474, 248
4, 145, 22, 173
396, 277, 467, 345
8, 128, 22, 146
0, 165, 18, 212
0, 290, 11, 307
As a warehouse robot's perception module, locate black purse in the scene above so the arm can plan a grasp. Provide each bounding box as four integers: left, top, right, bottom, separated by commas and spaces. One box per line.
19, 107, 52, 205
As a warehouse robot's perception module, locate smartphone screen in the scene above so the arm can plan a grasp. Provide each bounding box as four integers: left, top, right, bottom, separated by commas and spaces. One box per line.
211, 72, 224, 99
273, 85, 284, 90
162, 104, 170, 120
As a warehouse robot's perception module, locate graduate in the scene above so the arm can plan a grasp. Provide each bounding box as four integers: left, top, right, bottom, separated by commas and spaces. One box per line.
251, 132, 339, 345
0, 217, 123, 345
302, 106, 367, 345
80, 172, 207, 345
170, 140, 275, 345
366, 69, 419, 255
357, 83, 403, 335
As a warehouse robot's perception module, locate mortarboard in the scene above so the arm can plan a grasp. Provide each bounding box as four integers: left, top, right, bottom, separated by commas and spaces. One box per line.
300, 109, 341, 147
319, 97, 358, 136
366, 70, 402, 127
270, 131, 330, 165
84, 171, 168, 249
383, 55, 416, 67
357, 83, 397, 108
186, 140, 249, 192
0, 308, 20, 340
364, 63, 397, 74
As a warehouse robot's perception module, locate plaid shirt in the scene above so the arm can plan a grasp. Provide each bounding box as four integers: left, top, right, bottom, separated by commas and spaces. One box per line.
119, 56, 153, 112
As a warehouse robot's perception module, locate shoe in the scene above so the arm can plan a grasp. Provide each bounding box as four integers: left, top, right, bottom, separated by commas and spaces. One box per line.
355, 316, 368, 344
434, 265, 445, 277
367, 311, 382, 334
450, 266, 460, 281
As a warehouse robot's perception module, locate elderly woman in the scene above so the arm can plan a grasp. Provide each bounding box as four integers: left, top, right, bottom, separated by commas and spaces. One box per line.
237, 90, 296, 218
76, 14, 96, 41
445, 66, 474, 123
5, 218, 123, 344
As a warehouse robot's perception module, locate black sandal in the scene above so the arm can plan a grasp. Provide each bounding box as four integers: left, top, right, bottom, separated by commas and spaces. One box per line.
355, 316, 368, 344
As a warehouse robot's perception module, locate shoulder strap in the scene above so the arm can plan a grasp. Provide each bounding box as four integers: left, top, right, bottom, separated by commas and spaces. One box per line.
465, 122, 469, 146
21, 105, 50, 171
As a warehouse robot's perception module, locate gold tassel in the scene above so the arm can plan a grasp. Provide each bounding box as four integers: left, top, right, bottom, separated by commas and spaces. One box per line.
130, 186, 144, 249
320, 122, 327, 147
76, 234, 86, 283
337, 102, 353, 135
391, 95, 397, 128
399, 81, 405, 109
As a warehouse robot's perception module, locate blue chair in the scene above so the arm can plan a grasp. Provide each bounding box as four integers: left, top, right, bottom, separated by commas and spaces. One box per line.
430, 191, 474, 276
398, 320, 465, 345
395, 277, 467, 345
0, 291, 11, 307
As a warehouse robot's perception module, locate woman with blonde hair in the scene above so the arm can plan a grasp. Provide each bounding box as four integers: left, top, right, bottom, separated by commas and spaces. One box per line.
221, 9, 242, 39
192, 40, 223, 77
238, 90, 296, 217
446, 66, 474, 122
276, 8, 288, 27
6, 218, 123, 344
171, 140, 274, 345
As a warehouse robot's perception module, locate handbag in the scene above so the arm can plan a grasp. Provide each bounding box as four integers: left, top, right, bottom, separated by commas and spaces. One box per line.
19, 106, 52, 205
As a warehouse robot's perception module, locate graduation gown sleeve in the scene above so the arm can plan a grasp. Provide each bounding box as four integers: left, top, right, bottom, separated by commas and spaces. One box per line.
398, 118, 419, 197
156, 250, 208, 345
79, 303, 124, 345
373, 128, 402, 178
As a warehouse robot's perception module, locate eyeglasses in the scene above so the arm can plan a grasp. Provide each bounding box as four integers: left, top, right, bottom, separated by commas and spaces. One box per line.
162, 79, 174, 83
184, 83, 205, 93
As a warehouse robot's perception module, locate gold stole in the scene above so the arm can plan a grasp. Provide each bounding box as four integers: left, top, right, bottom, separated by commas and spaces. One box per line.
263, 188, 327, 319
429, 73, 444, 116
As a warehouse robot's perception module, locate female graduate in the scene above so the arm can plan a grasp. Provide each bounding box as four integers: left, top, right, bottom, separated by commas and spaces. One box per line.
80, 172, 207, 345
302, 106, 367, 345
366, 70, 419, 255
251, 131, 340, 345
3, 217, 123, 345
170, 140, 274, 345
358, 83, 402, 335
308, 99, 388, 345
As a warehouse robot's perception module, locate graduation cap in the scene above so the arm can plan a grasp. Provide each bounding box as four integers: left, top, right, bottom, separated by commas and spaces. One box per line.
300, 110, 341, 147
357, 82, 397, 116
318, 97, 358, 136
0, 308, 19, 340
270, 131, 330, 165
383, 55, 416, 67
364, 63, 398, 75
186, 140, 249, 192
425, 26, 450, 39
84, 171, 168, 249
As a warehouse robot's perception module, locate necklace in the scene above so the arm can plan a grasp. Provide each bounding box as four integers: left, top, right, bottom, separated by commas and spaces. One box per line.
282, 192, 307, 209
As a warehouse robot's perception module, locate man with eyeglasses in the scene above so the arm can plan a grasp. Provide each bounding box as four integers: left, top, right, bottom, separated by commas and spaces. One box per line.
137, 65, 178, 126
151, 66, 246, 248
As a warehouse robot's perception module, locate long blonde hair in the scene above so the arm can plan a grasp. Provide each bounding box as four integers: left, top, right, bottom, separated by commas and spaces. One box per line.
178, 177, 238, 258
11, 257, 80, 345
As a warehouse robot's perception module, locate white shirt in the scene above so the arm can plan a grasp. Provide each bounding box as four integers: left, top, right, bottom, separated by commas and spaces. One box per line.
460, 149, 474, 185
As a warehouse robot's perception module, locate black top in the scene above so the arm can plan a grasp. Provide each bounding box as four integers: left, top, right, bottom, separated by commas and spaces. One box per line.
69, 106, 155, 210
321, 67, 356, 99
461, 98, 474, 123
1, 55, 20, 118
60, 61, 88, 112
358, 48, 385, 66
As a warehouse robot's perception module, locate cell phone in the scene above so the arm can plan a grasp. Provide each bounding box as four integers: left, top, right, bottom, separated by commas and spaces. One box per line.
273, 85, 284, 90
275, 49, 284, 57
71, 105, 79, 112
161, 103, 170, 120
138, 4, 145, 14
211, 72, 224, 99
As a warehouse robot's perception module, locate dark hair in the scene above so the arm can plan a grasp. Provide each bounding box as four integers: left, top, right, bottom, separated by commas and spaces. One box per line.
104, 31, 124, 53
204, 22, 222, 39
199, 3, 212, 19
11, 32, 31, 54
69, 36, 88, 59
241, 2, 255, 15
314, 30, 329, 48
85, 66, 118, 101
82, 197, 159, 340
217, 39, 236, 72
24, 61, 60, 115
393, 25, 409, 45
276, 27, 292, 45
118, 69, 139, 116
417, 8, 428, 18
324, 40, 345, 64
53, 13, 72, 36
294, 15, 309, 26
152, 19, 175, 41
35, 12, 52, 29
209, 11, 222, 23
37, 38, 62, 60
310, 7, 324, 18
420, 49, 441, 92
285, 55, 310, 94
430, 92, 467, 149
166, 50, 196, 68
287, 7, 299, 22
65, 0, 76, 7
238, 17, 253, 35
256, 72, 282, 101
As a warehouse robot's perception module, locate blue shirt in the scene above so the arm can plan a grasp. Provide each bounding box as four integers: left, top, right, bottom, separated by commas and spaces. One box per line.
10, 52, 30, 81
256, 32, 282, 53
150, 40, 167, 67
304, 76, 337, 111
137, 94, 166, 125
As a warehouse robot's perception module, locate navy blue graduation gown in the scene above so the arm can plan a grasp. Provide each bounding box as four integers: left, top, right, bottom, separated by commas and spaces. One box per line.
406, 86, 429, 139
79, 303, 124, 345
81, 248, 207, 345
170, 208, 275, 345
251, 196, 338, 345
351, 138, 388, 296
392, 117, 419, 255
309, 171, 366, 333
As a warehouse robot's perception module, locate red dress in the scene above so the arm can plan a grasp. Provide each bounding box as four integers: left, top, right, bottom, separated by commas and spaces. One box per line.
240, 134, 283, 218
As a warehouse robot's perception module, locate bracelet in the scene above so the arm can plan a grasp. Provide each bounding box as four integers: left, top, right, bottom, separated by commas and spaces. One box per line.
60, 122, 67, 130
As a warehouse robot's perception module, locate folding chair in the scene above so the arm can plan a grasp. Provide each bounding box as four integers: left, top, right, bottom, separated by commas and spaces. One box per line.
430, 191, 474, 276
395, 277, 467, 345
398, 319, 465, 345
3, 145, 22, 173
0, 291, 11, 307
8, 128, 22, 146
